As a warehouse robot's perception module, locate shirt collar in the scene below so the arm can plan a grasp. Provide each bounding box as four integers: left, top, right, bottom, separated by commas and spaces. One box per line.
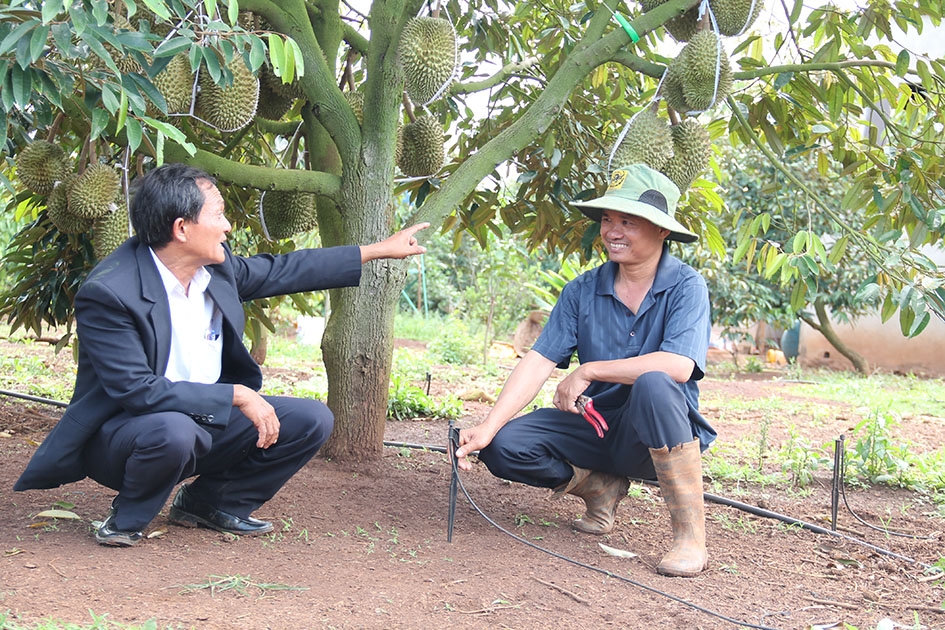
149, 248, 211, 296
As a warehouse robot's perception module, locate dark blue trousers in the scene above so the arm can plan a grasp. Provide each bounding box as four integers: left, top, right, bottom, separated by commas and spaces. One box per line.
82, 396, 332, 531
478, 372, 697, 488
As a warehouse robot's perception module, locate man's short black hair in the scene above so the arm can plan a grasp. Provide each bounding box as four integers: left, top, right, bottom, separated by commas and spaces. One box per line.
130, 163, 217, 247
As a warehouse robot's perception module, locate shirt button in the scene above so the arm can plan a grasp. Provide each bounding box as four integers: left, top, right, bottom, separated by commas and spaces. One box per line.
630, 331, 635, 337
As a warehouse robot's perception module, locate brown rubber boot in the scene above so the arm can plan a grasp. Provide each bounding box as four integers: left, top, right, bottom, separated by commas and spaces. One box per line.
650, 439, 708, 577
552, 465, 630, 534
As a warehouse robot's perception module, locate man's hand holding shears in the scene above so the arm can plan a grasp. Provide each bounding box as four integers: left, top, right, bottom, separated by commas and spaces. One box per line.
552, 368, 608, 438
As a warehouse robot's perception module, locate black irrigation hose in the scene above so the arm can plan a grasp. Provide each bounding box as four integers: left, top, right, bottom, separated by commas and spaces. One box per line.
838, 440, 935, 541
0, 389, 68, 408
443, 427, 781, 630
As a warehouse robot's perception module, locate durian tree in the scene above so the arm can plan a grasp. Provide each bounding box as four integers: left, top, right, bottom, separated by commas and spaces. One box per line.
1, 0, 944, 461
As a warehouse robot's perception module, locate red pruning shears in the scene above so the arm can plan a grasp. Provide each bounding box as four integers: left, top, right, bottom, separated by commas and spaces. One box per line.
576, 395, 608, 438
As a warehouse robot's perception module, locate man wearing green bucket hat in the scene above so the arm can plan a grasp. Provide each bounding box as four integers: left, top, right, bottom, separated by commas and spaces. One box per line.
455, 163, 714, 577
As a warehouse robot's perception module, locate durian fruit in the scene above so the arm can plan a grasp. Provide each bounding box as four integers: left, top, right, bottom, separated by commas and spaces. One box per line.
130, 5, 173, 37
103, 14, 143, 74
711, 0, 763, 36
608, 109, 674, 172
15, 141, 70, 195
661, 67, 690, 114
259, 191, 318, 240
259, 63, 305, 101
675, 30, 733, 112
666, 8, 701, 42
397, 114, 445, 177
194, 59, 260, 132
47, 174, 93, 234
639, 0, 699, 42
256, 79, 296, 121
345, 90, 365, 125
661, 120, 712, 192
639, 0, 763, 41
69, 164, 121, 219
398, 16, 457, 105
93, 200, 131, 260
257, 65, 300, 119
150, 54, 196, 116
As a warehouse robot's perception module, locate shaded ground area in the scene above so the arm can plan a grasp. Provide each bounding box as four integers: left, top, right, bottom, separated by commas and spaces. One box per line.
0, 341, 944, 629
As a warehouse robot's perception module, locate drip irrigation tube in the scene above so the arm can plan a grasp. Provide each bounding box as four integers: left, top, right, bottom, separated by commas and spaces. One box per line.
0, 389, 68, 408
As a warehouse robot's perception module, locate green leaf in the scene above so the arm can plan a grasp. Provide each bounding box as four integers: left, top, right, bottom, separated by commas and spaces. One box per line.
28, 24, 49, 63
125, 116, 143, 152
10, 64, 31, 108
788, 0, 804, 23
0, 18, 37, 58
281, 38, 296, 84
285, 36, 305, 77
204, 0, 219, 21
91, 0, 109, 25
773, 72, 793, 90
792, 230, 808, 253
69, 4, 88, 37
898, 303, 915, 337
41, 0, 65, 24
90, 107, 109, 140
228, 0, 240, 27
854, 282, 880, 304
895, 49, 910, 77
116, 90, 128, 130
139, 0, 172, 20
789, 279, 807, 312
249, 36, 266, 71
268, 33, 286, 77
153, 37, 192, 59
142, 116, 196, 155
101, 83, 120, 114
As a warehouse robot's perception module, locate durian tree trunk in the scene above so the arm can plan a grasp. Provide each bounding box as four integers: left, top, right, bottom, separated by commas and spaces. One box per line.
316, 0, 407, 461
798, 297, 871, 375
321, 258, 405, 461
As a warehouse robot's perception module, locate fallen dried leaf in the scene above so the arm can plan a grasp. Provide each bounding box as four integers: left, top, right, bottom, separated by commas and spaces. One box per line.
598, 542, 638, 559
34, 509, 80, 520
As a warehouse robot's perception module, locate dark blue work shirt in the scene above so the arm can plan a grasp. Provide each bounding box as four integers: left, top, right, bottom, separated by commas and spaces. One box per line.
531, 250, 716, 446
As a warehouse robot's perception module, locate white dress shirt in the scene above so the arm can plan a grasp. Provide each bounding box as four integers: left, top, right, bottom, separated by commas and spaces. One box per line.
150, 249, 223, 384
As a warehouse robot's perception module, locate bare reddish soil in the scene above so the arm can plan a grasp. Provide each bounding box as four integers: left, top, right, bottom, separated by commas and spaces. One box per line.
1, 340, 944, 630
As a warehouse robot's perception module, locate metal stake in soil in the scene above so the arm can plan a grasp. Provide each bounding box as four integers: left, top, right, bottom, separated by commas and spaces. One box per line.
447, 420, 460, 542
831, 434, 845, 531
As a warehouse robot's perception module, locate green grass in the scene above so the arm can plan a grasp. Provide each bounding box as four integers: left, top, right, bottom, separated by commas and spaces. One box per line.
0, 611, 172, 630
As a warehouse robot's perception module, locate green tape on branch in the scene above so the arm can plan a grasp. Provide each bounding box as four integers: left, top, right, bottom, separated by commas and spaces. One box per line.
613, 13, 640, 43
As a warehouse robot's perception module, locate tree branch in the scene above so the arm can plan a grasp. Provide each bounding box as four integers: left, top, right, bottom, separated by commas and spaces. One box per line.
452, 57, 543, 95
163, 144, 341, 197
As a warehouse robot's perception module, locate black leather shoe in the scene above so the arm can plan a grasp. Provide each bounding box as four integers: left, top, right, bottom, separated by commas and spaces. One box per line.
168, 483, 273, 536
94, 511, 143, 547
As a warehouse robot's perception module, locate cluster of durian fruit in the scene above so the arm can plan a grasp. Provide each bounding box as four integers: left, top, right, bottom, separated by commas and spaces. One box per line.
16, 141, 129, 260
388, 15, 457, 178
606, 0, 763, 199
112, 8, 302, 132
647, 0, 761, 114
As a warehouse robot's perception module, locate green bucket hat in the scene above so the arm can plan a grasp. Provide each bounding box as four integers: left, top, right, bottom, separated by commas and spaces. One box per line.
572, 163, 698, 243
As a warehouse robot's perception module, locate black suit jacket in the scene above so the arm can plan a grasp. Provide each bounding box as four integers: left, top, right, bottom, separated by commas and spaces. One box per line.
14, 237, 362, 490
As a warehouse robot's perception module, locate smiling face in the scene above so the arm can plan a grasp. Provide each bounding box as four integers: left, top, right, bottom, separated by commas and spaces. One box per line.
180, 179, 230, 266
599, 209, 669, 266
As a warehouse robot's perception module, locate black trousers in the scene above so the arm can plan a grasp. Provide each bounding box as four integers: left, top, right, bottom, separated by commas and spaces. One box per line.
478, 371, 698, 489
82, 396, 332, 531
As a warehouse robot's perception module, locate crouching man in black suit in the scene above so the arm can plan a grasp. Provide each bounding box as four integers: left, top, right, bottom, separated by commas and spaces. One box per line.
14, 163, 428, 546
